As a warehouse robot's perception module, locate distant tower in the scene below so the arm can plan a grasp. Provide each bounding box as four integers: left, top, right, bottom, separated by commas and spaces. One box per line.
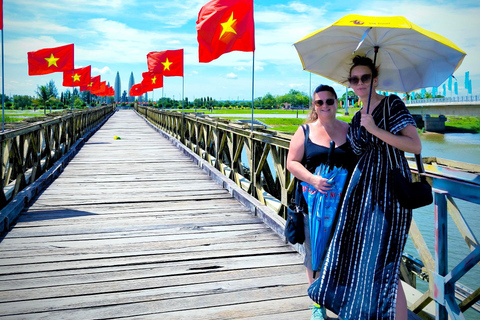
145, 92, 148, 102
114, 72, 121, 102
128, 72, 135, 103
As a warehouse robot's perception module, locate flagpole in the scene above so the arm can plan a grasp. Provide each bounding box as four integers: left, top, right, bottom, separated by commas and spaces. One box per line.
1, 28, 4, 132
182, 75, 184, 111
251, 51, 255, 132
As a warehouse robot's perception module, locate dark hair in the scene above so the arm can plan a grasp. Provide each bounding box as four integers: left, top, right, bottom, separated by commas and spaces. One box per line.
349, 55, 378, 78
313, 84, 337, 99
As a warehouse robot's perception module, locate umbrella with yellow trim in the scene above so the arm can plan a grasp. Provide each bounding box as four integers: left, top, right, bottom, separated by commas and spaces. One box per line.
294, 15, 466, 96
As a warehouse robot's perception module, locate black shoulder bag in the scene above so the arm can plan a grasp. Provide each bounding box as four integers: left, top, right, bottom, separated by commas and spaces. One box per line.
384, 97, 433, 210
285, 125, 309, 244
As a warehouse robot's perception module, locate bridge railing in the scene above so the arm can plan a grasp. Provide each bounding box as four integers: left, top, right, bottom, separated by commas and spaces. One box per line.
136, 106, 479, 319
407, 95, 480, 104
0, 105, 115, 212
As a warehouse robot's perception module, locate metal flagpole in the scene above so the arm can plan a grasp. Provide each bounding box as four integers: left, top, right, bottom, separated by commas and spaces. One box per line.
251, 51, 255, 132
182, 74, 185, 111
1, 28, 4, 132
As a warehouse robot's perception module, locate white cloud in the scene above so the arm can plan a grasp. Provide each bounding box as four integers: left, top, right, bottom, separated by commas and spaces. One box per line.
146, 0, 207, 27
226, 72, 238, 79
92, 66, 112, 75
14, 0, 127, 12
289, 83, 304, 89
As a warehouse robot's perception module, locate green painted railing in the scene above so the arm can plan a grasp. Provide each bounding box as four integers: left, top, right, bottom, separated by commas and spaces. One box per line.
0, 105, 115, 231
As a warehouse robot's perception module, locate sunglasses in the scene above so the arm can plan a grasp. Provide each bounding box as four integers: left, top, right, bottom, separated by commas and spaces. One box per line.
314, 99, 335, 107
348, 74, 372, 85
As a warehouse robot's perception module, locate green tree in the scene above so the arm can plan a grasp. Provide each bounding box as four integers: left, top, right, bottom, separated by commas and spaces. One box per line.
13, 95, 33, 110
36, 84, 57, 114
74, 97, 85, 108
261, 93, 276, 109
1, 94, 11, 105
46, 80, 58, 98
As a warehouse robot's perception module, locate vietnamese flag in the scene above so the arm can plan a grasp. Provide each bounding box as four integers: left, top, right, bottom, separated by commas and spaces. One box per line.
147, 49, 183, 77
129, 83, 144, 96
196, 0, 254, 63
1, 0, 3, 30
92, 81, 106, 95
141, 72, 163, 91
28, 44, 74, 75
63, 66, 91, 87
81, 75, 100, 92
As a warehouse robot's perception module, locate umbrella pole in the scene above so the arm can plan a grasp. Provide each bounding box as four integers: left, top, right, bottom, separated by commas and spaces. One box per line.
365, 46, 379, 114
358, 46, 379, 141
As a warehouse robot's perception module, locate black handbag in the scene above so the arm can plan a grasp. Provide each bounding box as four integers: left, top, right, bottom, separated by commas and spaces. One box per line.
285, 202, 305, 244
285, 125, 309, 244
384, 97, 433, 210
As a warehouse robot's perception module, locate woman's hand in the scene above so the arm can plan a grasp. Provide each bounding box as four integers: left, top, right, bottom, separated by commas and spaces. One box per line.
310, 175, 333, 194
360, 113, 379, 134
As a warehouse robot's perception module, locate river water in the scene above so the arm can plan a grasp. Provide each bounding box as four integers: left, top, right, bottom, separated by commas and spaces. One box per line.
406, 133, 480, 319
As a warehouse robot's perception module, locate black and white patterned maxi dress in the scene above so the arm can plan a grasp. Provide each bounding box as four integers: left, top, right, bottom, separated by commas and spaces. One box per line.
308, 95, 417, 319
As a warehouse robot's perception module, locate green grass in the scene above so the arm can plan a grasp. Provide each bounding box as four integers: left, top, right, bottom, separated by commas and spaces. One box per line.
176, 107, 308, 115
445, 116, 480, 133
3, 109, 68, 122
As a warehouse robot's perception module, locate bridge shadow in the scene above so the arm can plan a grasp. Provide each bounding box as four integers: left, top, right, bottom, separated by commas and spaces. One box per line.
0, 208, 98, 243
17, 208, 98, 222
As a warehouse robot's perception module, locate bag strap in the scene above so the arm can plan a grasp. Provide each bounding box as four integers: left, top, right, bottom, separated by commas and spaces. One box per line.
292, 125, 310, 205
301, 124, 310, 165
383, 96, 427, 181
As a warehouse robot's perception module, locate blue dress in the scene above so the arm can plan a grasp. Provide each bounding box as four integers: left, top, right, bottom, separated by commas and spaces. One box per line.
308, 95, 416, 319
298, 125, 356, 272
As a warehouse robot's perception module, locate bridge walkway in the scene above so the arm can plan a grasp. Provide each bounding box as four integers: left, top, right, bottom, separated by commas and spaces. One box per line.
0, 110, 313, 319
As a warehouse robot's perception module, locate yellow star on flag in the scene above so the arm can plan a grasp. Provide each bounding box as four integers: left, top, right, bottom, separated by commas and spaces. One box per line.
72, 73, 81, 82
220, 12, 237, 39
87, 82, 93, 87
162, 58, 173, 71
45, 54, 60, 67
151, 76, 157, 84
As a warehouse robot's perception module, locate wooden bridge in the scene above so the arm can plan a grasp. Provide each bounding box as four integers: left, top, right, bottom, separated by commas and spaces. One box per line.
0, 110, 316, 319
0, 107, 478, 319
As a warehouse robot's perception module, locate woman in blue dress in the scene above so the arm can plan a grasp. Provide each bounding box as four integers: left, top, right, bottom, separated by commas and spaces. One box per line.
308, 56, 422, 319
287, 85, 356, 320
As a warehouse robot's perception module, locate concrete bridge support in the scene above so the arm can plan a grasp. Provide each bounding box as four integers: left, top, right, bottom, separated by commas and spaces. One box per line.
423, 114, 447, 133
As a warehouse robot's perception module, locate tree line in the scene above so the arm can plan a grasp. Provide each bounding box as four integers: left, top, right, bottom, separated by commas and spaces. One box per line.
2, 79, 444, 112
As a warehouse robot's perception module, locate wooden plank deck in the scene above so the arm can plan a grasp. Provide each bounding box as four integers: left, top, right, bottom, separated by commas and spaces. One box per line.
0, 110, 314, 319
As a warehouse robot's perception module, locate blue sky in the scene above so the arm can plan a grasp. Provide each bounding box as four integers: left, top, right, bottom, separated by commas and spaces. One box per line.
2, 0, 479, 101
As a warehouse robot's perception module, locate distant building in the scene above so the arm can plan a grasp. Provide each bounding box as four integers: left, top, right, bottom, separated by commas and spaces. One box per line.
128, 72, 135, 103
114, 72, 121, 102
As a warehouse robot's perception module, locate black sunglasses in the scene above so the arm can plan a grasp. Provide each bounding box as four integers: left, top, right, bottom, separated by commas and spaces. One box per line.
348, 74, 372, 85
314, 98, 335, 107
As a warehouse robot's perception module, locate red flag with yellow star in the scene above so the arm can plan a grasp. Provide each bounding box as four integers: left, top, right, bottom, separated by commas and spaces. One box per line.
141, 72, 163, 91
147, 49, 183, 77
27, 44, 74, 76
196, 0, 254, 63
91, 81, 106, 96
0, 0, 3, 30
129, 83, 145, 96
80, 75, 100, 92
63, 66, 91, 87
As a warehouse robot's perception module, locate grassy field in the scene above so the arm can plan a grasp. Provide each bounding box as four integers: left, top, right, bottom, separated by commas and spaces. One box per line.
4, 107, 479, 134
3, 109, 67, 122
